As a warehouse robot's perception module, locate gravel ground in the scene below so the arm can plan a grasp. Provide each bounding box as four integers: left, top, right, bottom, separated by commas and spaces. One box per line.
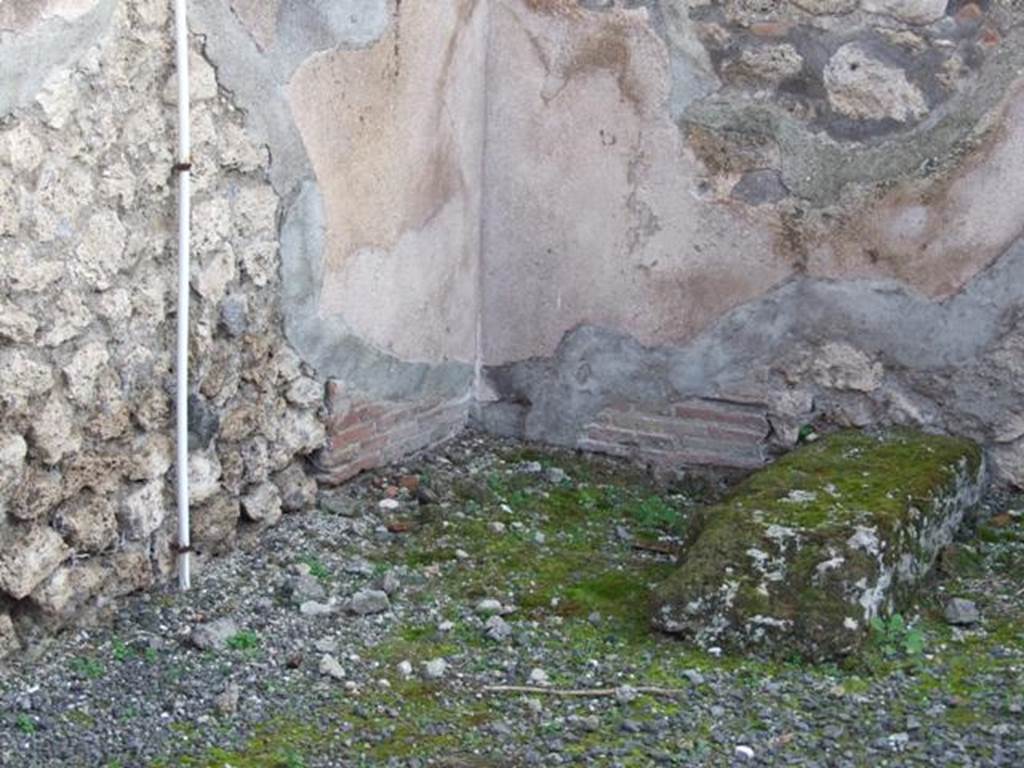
0, 431, 1021, 767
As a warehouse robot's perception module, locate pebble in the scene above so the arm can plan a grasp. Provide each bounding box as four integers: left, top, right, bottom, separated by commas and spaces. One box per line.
475, 598, 504, 616
945, 598, 980, 625
344, 557, 376, 576
423, 658, 448, 680
545, 467, 569, 484
683, 668, 705, 686
377, 570, 401, 596
489, 521, 507, 534
318, 654, 346, 680
213, 683, 240, 716
397, 660, 413, 677
615, 685, 638, 704
378, 498, 401, 511
288, 573, 326, 604
299, 600, 335, 617
528, 668, 550, 686
314, 637, 339, 654
349, 589, 391, 615
190, 618, 239, 651
735, 745, 755, 760
484, 615, 513, 642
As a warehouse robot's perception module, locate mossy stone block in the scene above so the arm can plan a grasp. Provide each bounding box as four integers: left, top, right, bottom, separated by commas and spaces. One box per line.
651, 429, 985, 660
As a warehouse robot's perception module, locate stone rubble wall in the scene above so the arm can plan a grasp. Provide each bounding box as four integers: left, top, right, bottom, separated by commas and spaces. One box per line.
0, 0, 487, 661
0, 0, 331, 656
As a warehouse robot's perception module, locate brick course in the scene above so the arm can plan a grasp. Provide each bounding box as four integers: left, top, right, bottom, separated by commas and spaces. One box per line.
578, 398, 770, 470
313, 381, 469, 484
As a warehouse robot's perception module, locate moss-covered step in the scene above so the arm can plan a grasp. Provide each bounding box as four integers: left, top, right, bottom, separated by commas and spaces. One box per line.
651, 429, 986, 660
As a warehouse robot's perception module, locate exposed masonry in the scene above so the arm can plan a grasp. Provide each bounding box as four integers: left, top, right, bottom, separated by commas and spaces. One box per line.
313, 383, 470, 485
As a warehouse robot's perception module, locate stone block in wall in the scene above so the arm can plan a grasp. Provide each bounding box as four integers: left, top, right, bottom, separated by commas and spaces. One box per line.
0, 525, 69, 600
315, 382, 470, 485
53, 493, 118, 554
273, 464, 317, 513
191, 494, 240, 554
241, 481, 283, 526
0, 433, 27, 504
118, 479, 167, 541
579, 398, 770, 470
30, 561, 109, 625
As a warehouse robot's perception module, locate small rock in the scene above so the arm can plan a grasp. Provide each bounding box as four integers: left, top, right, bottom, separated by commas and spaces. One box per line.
475, 598, 504, 616
319, 654, 346, 680
320, 493, 359, 517
314, 638, 339, 654
529, 668, 550, 686
484, 615, 513, 642
683, 669, 705, 686
377, 570, 401, 596
454, 549, 470, 560
489, 521, 507, 534
300, 601, 335, 617
344, 557, 376, 576
578, 714, 600, 732
349, 589, 391, 615
190, 618, 239, 651
944, 598, 980, 626
587, 611, 602, 626
438, 620, 455, 633
735, 745, 755, 760
614, 685, 637, 704
533, 531, 546, 545
415, 486, 440, 505
289, 573, 326, 604
545, 467, 569, 484
214, 683, 240, 716
525, 698, 543, 715
518, 461, 543, 474
423, 658, 447, 680
621, 719, 642, 734
397, 660, 413, 677
378, 498, 401, 511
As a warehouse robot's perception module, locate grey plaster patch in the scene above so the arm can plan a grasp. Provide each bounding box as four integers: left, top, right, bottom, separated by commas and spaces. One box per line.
480, 234, 1024, 449
0, 0, 115, 118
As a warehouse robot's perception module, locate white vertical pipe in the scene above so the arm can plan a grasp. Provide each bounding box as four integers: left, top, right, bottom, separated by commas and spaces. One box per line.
174, 0, 192, 591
